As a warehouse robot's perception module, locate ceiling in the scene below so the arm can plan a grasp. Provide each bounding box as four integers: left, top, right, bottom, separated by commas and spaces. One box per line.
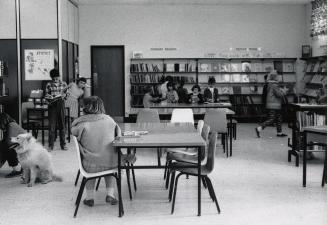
77, 0, 311, 5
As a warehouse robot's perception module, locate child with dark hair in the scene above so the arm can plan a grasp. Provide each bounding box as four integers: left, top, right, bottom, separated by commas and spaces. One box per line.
176, 80, 189, 103
203, 76, 219, 103
45, 69, 68, 151
142, 86, 160, 108
188, 84, 204, 104
166, 82, 179, 103
159, 76, 173, 98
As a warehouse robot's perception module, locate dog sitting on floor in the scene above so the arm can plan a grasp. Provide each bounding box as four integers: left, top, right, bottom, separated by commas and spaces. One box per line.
10, 133, 62, 187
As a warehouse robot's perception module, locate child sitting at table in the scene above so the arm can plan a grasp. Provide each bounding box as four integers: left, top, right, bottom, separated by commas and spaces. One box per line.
188, 84, 204, 104
203, 76, 219, 103
143, 86, 160, 108
165, 82, 179, 103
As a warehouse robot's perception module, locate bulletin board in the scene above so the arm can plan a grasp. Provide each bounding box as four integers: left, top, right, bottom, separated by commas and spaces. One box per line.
24, 49, 54, 80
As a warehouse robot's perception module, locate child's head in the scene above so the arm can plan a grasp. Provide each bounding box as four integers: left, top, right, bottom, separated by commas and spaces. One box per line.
49, 69, 60, 82
77, 77, 87, 89
191, 84, 201, 94
83, 96, 106, 114
167, 82, 174, 91
208, 77, 216, 86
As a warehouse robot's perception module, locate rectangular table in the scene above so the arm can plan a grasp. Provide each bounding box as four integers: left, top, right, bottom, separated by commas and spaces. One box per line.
113, 123, 206, 217
148, 103, 235, 157
26, 107, 71, 146
302, 126, 327, 187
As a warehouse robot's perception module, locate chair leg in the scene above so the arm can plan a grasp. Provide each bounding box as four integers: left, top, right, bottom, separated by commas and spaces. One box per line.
222, 134, 225, 153
202, 177, 207, 189
322, 150, 327, 187
205, 177, 221, 214
171, 173, 183, 214
204, 176, 215, 202
225, 133, 229, 158
131, 164, 137, 191
126, 165, 133, 200
114, 174, 124, 216
95, 177, 101, 191
157, 148, 161, 166
233, 123, 237, 140
164, 161, 168, 179
165, 161, 171, 189
74, 170, 80, 186
74, 177, 86, 217
168, 170, 176, 202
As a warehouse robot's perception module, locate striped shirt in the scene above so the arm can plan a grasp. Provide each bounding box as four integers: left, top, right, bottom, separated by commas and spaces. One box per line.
45, 80, 68, 102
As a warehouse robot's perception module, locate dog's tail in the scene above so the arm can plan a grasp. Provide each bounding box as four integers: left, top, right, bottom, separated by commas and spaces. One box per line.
52, 174, 63, 182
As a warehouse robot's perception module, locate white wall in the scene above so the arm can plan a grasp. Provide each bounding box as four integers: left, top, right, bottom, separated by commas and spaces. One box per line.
0, 0, 16, 39
61, 0, 79, 43
79, 4, 307, 114
20, 0, 58, 39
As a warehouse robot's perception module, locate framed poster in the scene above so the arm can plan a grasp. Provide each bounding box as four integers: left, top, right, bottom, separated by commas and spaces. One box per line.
25, 49, 54, 80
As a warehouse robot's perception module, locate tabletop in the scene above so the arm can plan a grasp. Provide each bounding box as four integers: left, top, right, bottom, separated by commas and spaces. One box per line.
113, 123, 206, 148
149, 102, 232, 108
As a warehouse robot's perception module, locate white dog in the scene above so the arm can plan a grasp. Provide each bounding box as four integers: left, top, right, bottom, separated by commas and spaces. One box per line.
11, 133, 62, 187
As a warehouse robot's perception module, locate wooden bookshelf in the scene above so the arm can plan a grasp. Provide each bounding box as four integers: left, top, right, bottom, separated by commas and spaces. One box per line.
130, 57, 297, 120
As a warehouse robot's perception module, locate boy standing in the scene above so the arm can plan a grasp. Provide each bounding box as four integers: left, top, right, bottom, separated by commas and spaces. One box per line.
45, 69, 67, 150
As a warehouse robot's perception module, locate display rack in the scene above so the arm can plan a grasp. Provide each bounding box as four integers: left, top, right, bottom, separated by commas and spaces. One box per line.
130, 57, 297, 121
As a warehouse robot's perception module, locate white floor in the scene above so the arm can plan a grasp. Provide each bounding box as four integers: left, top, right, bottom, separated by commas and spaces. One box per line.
0, 124, 327, 225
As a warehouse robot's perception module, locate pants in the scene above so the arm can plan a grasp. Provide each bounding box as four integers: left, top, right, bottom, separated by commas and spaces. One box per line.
261, 109, 282, 133
48, 99, 66, 147
0, 141, 19, 167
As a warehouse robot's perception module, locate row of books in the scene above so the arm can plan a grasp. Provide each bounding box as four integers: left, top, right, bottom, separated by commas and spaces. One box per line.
304, 61, 327, 73
199, 61, 294, 73
0, 61, 8, 77
297, 111, 326, 131
198, 74, 296, 83
130, 63, 161, 72
130, 74, 196, 84
164, 63, 196, 72
307, 74, 327, 84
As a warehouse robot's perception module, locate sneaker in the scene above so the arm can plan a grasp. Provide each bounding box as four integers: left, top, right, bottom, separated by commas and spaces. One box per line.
61, 145, 68, 151
255, 127, 260, 138
277, 133, 287, 137
105, 195, 118, 205
5, 169, 22, 178
83, 199, 94, 207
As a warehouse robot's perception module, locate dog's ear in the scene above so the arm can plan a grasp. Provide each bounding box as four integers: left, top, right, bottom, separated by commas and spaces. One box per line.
26, 133, 33, 141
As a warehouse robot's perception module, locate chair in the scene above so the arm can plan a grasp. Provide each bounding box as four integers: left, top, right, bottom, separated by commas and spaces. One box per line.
170, 133, 221, 214
72, 136, 123, 218
21, 102, 40, 138
204, 109, 229, 157
137, 108, 162, 166
166, 123, 210, 200
171, 108, 194, 125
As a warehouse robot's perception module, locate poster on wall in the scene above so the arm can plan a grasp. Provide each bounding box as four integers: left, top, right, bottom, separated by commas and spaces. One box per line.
25, 49, 54, 80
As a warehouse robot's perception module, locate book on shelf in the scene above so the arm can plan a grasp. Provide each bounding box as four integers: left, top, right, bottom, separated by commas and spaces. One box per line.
257, 75, 266, 83
230, 62, 241, 72
282, 61, 294, 72
319, 61, 327, 72
179, 63, 185, 72
165, 63, 175, 72
249, 74, 257, 83
273, 61, 283, 73
312, 61, 320, 73
212, 63, 219, 72
231, 74, 242, 82
199, 63, 211, 72
251, 62, 263, 72
241, 61, 251, 72
219, 62, 230, 72
174, 63, 180, 72
262, 61, 274, 72
283, 74, 296, 83
310, 74, 323, 84
242, 74, 250, 82
297, 111, 326, 131
221, 74, 231, 82
220, 86, 233, 94
233, 86, 242, 94
241, 86, 251, 94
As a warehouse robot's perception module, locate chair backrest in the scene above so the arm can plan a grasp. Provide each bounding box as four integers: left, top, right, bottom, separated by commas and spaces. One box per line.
204, 132, 217, 173
137, 108, 160, 123
197, 120, 204, 134
201, 123, 210, 142
73, 136, 89, 178
21, 102, 35, 123
203, 109, 227, 133
171, 108, 194, 124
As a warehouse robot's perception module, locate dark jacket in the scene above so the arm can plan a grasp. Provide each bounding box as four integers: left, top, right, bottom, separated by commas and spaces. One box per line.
203, 87, 219, 103
262, 83, 268, 106
188, 93, 204, 104
177, 87, 189, 103
266, 81, 285, 110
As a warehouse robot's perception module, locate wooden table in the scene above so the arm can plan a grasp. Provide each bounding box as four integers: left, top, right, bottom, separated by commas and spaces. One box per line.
113, 123, 206, 217
288, 103, 327, 166
302, 126, 327, 187
148, 103, 235, 157
26, 107, 71, 146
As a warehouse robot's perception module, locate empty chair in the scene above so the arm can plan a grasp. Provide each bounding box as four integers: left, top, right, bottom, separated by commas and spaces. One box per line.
21, 102, 40, 138
204, 109, 229, 157
170, 133, 221, 214
171, 108, 194, 125
72, 136, 122, 218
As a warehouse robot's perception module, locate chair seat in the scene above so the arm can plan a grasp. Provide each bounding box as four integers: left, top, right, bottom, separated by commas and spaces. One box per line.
166, 148, 198, 156
171, 162, 211, 176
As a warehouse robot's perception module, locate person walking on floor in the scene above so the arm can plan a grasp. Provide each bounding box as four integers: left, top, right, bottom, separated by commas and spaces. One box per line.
255, 70, 287, 138
45, 69, 68, 151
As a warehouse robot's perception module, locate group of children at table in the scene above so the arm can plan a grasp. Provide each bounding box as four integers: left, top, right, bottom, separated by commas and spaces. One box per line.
143, 76, 220, 108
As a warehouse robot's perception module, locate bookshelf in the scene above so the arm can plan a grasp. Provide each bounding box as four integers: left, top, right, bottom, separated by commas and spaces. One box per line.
300, 55, 327, 101
0, 60, 9, 141
130, 57, 297, 120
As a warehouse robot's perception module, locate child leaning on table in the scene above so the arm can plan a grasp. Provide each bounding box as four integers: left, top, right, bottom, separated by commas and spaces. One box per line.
143, 86, 160, 108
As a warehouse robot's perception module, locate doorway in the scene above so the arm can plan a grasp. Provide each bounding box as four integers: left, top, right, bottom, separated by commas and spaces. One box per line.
91, 46, 125, 118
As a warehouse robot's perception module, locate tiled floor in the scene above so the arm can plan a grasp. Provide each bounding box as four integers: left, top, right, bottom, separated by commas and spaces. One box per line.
0, 124, 326, 225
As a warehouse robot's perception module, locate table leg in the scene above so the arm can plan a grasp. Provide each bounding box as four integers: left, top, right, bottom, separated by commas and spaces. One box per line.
27, 110, 30, 132
118, 147, 123, 217
229, 117, 233, 157
67, 109, 71, 143
322, 149, 327, 187
303, 132, 307, 187
198, 146, 201, 216
42, 111, 45, 146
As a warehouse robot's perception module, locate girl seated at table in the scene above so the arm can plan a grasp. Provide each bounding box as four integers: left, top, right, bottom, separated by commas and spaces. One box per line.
72, 96, 120, 207
165, 82, 179, 103
188, 84, 204, 104
143, 86, 161, 108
